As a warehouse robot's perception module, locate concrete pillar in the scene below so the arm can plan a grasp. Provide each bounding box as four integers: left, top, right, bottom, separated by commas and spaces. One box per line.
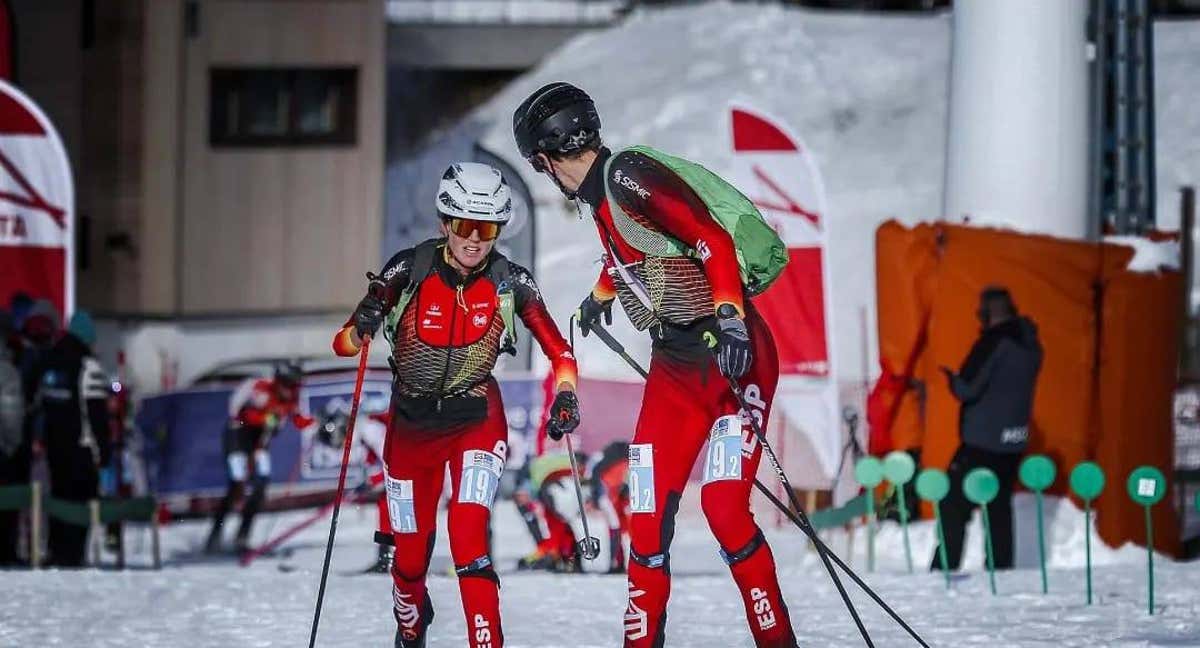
943, 0, 1091, 239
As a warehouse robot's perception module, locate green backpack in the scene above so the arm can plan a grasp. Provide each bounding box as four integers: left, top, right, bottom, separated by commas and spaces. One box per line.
602, 145, 789, 296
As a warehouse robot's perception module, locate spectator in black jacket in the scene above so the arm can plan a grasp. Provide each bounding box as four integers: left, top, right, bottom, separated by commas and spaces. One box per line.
931, 286, 1042, 571
37, 310, 111, 567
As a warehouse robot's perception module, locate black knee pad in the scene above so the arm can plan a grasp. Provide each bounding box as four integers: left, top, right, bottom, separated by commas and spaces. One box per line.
455, 554, 500, 586
375, 531, 396, 547
630, 490, 681, 574
629, 548, 668, 570
719, 528, 765, 566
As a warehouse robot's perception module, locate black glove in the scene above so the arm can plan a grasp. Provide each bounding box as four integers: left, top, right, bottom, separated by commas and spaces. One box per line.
353, 291, 386, 339
712, 305, 752, 379
576, 293, 613, 337
546, 390, 580, 441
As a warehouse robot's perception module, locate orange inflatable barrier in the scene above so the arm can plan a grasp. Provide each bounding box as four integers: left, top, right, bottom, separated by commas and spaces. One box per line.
874, 221, 1181, 556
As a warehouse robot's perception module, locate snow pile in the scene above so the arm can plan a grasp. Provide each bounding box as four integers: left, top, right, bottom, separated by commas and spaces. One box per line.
1104, 235, 1182, 273
413, 3, 1200, 382
3, 491, 1199, 647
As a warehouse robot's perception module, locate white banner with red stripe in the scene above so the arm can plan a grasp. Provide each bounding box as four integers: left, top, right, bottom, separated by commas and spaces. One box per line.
726, 103, 847, 500
0, 79, 74, 317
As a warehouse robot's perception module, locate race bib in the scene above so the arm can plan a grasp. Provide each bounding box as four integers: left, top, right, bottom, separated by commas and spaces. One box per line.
252, 449, 272, 478
226, 452, 249, 481
627, 443, 656, 514
386, 477, 418, 534
458, 450, 504, 508
703, 415, 744, 484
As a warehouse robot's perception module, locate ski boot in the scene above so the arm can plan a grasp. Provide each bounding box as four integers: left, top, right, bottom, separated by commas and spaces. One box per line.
515, 548, 560, 571
233, 530, 252, 557
361, 545, 393, 574
393, 593, 434, 647
203, 528, 223, 555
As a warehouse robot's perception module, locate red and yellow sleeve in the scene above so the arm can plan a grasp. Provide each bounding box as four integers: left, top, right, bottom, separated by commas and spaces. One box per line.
519, 296, 579, 390
592, 263, 617, 302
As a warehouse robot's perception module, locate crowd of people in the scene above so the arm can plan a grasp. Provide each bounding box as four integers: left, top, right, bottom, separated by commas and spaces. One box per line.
1, 294, 117, 568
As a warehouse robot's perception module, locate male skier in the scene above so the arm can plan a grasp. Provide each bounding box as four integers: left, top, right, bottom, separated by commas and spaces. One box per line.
513, 83, 797, 647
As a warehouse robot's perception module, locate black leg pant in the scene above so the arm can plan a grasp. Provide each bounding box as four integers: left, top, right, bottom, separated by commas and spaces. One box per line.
930, 444, 1021, 571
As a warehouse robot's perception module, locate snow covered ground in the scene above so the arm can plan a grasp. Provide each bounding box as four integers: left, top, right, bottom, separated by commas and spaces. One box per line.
3, 489, 1198, 647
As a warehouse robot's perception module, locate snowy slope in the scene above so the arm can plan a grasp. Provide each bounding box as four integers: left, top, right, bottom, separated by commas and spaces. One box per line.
423, 3, 1200, 381
3, 492, 1198, 647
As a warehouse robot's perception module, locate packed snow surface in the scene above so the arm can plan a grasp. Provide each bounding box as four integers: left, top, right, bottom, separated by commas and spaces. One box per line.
3, 491, 1198, 647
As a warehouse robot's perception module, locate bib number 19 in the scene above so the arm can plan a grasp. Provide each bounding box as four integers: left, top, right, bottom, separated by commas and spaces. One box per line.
458, 450, 504, 509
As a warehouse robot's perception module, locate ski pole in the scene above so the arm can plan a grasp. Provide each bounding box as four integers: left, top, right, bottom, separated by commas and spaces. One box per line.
564, 432, 601, 560
585, 320, 926, 647
752, 480, 929, 648
705, 338, 873, 648
240, 494, 344, 567
581, 320, 648, 379
307, 333, 373, 648
566, 314, 602, 561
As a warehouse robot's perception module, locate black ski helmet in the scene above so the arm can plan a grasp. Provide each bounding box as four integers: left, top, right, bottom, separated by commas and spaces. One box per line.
275, 360, 304, 387
512, 82, 601, 160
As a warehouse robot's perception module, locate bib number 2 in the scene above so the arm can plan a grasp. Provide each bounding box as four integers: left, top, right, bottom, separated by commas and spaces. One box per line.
703, 415, 744, 484
628, 443, 656, 514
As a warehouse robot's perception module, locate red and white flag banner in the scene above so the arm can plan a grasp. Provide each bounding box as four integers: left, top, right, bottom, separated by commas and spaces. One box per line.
0, 79, 74, 317
727, 103, 846, 498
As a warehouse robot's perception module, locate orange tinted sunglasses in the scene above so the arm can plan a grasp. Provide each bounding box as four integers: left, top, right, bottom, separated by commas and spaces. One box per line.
446, 217, 502, 241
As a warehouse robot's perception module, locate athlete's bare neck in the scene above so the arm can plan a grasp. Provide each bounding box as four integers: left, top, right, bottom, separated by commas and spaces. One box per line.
444, 247, 482, 277
549, 149, 599, 194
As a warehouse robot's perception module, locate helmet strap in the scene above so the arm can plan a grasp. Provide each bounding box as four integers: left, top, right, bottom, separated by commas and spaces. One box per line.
541, 155, 578, 201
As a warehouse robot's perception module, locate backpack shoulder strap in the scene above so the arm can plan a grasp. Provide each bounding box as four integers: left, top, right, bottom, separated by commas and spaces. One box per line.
385, 238, 442, 346
487, 255, 518, 356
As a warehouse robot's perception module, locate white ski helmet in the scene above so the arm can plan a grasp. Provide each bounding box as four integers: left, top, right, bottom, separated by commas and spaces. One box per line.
436, 162, 513, 223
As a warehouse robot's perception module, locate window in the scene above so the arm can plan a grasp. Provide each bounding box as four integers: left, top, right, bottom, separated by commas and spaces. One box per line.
210, 68, 358, 147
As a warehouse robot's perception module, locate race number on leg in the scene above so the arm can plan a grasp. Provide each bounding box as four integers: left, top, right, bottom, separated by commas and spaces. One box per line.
703, 415, 744, 484
627, 443, 656, 514
457, 450, 504, 509
386, 476, 418, 534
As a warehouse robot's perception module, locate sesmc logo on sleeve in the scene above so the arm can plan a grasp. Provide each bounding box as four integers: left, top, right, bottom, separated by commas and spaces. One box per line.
612, 168, 651, 200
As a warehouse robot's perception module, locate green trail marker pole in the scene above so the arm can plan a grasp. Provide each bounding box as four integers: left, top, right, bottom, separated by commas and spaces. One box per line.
963, 467, 1000, 595
854, 457, 885, 573
1068, 461, 1105, 605
883, 451, 917, 573
1126, 465, 1166, 616
1018, 455, 1057, 594
915, 469, 952, 589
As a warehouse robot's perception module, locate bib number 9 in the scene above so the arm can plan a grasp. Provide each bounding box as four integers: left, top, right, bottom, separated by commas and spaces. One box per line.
703, 415, 744, 484
386, 477, 418, 534
628, 443, 656, 514
458, 450, 504, 509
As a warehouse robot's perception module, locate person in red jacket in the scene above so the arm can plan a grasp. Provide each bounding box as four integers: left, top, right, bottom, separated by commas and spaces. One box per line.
205, 361, 314, 554
334, 162, 580, 648
513, 84, 796, 648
